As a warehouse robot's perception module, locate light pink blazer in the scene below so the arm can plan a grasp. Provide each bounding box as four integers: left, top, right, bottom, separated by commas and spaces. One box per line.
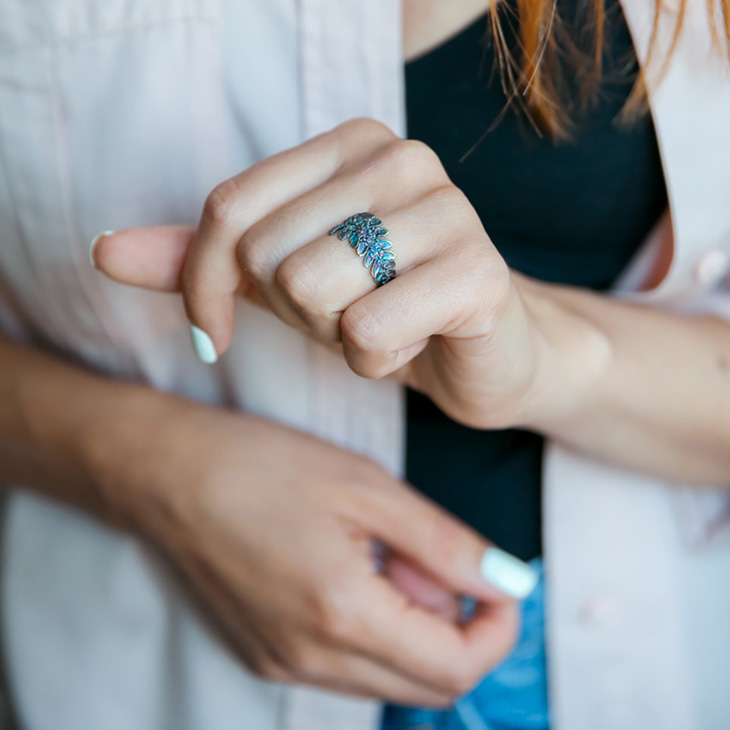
0, 1, 728, 729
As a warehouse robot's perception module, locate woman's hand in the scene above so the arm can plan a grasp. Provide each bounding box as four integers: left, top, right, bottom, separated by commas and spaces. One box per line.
95, 117, 730, 484
0, 326, 534, 706
94, 395, 534, 706
94, 118, 595, 430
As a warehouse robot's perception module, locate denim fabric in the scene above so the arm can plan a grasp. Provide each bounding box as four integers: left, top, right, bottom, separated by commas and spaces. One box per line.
381, 560, 548, 730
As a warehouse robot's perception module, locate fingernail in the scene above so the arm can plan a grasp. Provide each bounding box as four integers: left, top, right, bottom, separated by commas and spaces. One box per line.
480, 547, 538, 600
190, 325, 218, 364
89, 230, 115, 268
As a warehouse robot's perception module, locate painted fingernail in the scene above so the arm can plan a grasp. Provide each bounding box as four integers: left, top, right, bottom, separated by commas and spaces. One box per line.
480, 547, 538, 600
190, 325, 218, 364
89, 230, 115, 268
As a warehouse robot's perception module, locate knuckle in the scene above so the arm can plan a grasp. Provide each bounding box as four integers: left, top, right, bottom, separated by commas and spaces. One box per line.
354, 139, 446, 196
312, 600, 353, 644
472, 250, 511, 310
342, 466, 407, 535
475, 245, 509, 283
356, 359, 392, 381
338, 117, 395, 144
340, 304, 383, 353
309, 579, 357, 643
340, 457, 395, 507
237, 229, 271, 281
425, 184, 471, 215
381, 139, 443, 179
202, 179, 241, 228
353, 457, 392, 489
275, 256, 322, 311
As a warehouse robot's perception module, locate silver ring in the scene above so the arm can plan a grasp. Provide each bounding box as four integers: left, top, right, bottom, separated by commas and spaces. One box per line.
328, 212, 396, 286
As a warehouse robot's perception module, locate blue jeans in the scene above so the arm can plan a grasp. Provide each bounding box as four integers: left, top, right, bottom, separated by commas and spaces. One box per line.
381, 559, 548, 730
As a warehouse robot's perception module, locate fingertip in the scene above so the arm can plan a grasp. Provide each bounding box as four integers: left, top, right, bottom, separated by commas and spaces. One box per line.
190, 324, 218, 364
479, 548, 538, 601
89, 230, 116, 269
185, 295, 237, 363
92, 225, 195, 290
460, 600, 520, 682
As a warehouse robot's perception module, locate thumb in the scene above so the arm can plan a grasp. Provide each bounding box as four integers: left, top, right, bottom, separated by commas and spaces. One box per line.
362, 484, 538, 603
91, 226, 194, 291
91, 226, 268, 307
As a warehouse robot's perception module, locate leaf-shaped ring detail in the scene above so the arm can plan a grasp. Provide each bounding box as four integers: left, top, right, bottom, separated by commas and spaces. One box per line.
328, 212, 397, 286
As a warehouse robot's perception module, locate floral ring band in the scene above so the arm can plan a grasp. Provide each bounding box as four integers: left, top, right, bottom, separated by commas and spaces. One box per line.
328, 212, 397, 286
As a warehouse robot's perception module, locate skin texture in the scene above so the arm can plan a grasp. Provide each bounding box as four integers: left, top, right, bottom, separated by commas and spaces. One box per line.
0, 332, 518, 705
0, 8, 532, 707
1, 2, 729, 713
96, 118, 730, 485
102, 401, 518, 702
402, 0, 490, 60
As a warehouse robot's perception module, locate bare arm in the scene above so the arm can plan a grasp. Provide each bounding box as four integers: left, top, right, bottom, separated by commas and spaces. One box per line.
0, 332, 157, 525
518, 275, 730, 485
89, 115, 730, 490
87, 114, 730, 493
0, 330, 534, 704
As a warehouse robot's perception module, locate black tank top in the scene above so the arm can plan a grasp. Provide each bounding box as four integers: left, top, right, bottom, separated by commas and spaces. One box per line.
404, 1, 667, 561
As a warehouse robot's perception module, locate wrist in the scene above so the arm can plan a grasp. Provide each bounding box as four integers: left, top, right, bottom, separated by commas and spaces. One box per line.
513, 276, 613, 434
78, 378, 188, 532
80, 382, 268, 546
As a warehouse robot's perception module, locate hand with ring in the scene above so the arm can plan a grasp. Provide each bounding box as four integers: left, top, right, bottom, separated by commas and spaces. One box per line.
94, 117, 594, 432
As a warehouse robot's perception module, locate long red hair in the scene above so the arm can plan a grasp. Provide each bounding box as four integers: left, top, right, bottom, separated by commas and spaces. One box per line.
488, 0, 730, 138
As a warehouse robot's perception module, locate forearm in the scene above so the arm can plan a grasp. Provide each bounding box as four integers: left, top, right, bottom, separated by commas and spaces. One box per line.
0, 333, 172, 526
520, 276, 730, 485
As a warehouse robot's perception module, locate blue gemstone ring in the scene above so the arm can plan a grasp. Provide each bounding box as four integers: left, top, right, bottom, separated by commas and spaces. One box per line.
328, 212, 396, 286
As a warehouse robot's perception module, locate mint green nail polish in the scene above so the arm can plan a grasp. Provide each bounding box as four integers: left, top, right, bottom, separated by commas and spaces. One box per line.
190, 325, 218, 364
480, 547, 538, 599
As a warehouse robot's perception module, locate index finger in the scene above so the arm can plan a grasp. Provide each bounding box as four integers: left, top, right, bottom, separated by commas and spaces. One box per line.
183, 118, 398, 359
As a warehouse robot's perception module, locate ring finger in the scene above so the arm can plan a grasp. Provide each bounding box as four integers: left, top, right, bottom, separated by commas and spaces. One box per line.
242, 188, 456, 342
